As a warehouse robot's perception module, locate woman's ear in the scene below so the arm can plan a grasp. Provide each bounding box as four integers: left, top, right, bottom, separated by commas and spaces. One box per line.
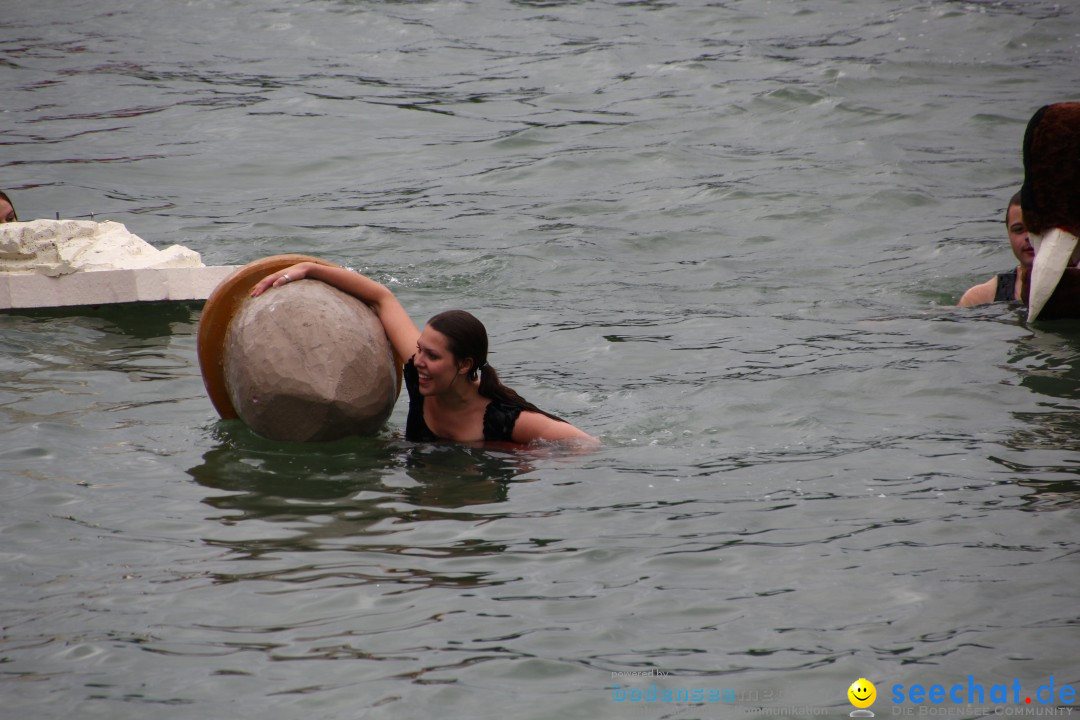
457, 357, 474, 376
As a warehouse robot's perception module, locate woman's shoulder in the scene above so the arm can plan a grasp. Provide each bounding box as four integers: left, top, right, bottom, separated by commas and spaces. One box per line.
958, 275, 999, 307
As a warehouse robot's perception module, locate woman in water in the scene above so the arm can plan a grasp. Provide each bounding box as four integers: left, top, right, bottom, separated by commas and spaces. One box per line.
251, 262, 597, 446
958, 191, 1031, 305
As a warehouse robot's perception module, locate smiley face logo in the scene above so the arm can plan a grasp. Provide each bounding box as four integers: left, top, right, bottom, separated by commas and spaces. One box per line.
847, 678, 876, 709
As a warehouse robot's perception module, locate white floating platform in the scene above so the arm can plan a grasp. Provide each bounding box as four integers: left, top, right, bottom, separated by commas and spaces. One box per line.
0, 266, 240, 310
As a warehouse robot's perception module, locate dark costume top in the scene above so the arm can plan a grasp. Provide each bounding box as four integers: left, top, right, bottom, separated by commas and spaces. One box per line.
994, 268, 1018, 302
402, 357, 523, 442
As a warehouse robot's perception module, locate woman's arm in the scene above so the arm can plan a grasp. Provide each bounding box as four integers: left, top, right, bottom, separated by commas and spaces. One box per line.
251, 262, 420, 363
957, 276, 998, 307
511, 410, 599, 447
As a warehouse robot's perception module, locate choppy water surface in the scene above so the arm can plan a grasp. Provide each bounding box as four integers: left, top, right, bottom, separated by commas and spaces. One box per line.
2, 1, 1080, 718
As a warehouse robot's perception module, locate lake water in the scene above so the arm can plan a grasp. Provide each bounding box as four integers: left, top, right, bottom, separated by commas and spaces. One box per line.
2, 1, 1079, 718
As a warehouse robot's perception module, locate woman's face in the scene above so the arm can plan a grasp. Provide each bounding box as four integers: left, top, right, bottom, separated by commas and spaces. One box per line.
1007, 203, 1033, 268
413, 326, 470, 395
0, 198, 15, 223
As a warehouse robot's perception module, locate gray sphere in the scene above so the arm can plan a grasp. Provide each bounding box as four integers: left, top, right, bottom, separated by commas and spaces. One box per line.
222, 280, 397, 441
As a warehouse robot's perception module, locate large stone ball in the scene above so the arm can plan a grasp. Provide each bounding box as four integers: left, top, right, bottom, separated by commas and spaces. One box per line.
221, 279, 397, 442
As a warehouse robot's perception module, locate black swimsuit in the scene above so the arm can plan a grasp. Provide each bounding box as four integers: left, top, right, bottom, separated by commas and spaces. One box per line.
402, 357, 523, 442
994, 268, 1018, 302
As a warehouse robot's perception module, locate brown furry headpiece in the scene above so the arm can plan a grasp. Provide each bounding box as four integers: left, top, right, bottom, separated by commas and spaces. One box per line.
1021, 102, 1080, 237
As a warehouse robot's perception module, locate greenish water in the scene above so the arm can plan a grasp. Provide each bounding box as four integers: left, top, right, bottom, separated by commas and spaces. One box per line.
2, 1, 1079, 718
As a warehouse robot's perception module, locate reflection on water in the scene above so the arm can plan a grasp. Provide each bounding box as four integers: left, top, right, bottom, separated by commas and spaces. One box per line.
189, 424, 535, 556
1007, 322, 1080, 402
991, 323, 1080, 510
3, 302, 200, 340
186, 427, 548, 601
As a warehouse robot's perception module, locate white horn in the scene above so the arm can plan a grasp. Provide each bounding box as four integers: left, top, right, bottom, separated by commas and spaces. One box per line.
1027, 228, 1080, 322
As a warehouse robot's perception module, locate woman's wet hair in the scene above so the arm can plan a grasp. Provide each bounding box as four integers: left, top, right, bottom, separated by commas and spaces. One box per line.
426, 309, 566, 423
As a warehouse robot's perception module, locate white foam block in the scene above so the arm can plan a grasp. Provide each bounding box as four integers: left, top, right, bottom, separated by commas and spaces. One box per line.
0, 266, 240, 309
0, 219, 205, 275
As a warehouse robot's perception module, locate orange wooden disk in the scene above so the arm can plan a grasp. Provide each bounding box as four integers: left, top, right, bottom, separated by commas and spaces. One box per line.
196, 254, 402, 421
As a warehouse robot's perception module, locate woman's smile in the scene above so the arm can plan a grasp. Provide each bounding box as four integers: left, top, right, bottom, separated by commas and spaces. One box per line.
414, 326, 460, 395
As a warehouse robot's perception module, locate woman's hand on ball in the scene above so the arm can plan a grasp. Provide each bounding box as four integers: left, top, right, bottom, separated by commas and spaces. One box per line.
251, 263, 310, 297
